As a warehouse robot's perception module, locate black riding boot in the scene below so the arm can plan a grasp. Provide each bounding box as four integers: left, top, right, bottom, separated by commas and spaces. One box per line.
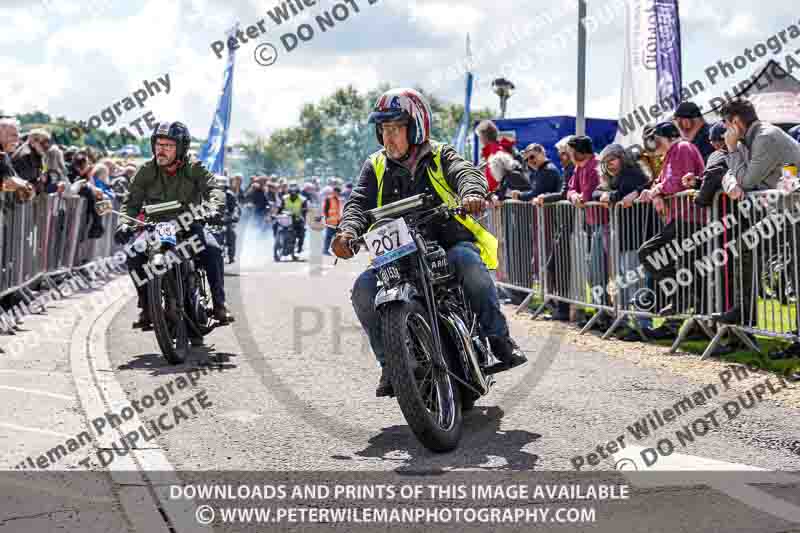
485, 336, 528, 375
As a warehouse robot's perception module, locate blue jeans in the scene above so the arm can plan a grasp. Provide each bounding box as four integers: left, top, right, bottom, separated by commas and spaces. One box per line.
351, 241, 508, 366
618, 250, 652, 328
323, 227, 336, 255
588, 225, 609, 305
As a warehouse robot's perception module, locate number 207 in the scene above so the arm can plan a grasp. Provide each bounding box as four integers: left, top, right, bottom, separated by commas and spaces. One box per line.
371, 230, 400, 255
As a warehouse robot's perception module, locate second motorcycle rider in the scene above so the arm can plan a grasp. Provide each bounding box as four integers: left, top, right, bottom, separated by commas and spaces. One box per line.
331, 88, 528, 397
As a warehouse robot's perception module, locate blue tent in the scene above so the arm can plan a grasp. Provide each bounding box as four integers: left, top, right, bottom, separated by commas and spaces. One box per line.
472, 116, 618, 171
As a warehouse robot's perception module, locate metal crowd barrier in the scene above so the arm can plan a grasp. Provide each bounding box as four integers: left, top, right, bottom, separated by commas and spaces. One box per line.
499, 200, 538, 291
529, 200, 616, 332
490, 187, 800, 357
702, 190, 800, 357
75, 197, 123, 282
56, 196, 87, 273
607, 191, 717, 349
0, 190, 122, 331
486, 203, 507, 284
487, 200, 544, 311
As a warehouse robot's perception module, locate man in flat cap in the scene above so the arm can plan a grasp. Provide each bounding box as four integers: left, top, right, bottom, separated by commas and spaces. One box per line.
673, 101, 714, 163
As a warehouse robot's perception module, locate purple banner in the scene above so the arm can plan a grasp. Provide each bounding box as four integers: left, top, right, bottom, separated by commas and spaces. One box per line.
654, 0, 682, 109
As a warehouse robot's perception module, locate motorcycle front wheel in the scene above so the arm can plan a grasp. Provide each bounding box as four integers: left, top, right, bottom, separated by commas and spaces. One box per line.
383, 300, 462, 452
149, 263, 189, 365
273, 231, 283, 262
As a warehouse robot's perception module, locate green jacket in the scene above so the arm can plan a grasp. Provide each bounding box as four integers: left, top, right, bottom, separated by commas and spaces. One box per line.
119, 158, 217, 227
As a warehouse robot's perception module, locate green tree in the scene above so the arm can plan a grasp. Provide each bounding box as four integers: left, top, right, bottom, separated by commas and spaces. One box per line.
16, 111, 52, 127
234, 84, 495, 181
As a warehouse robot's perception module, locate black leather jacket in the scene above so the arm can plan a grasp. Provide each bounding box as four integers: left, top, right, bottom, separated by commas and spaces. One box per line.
339, 141, 486, 249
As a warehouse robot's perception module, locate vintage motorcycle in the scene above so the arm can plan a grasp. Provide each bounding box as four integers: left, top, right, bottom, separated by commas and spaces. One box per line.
120, 201, 224, 364
349, 193, 497, 452
273, 212, 301, 262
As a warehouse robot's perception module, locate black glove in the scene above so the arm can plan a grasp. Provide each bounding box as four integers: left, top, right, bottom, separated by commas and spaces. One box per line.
207, 210, 225, 226
114, 224, 134, 245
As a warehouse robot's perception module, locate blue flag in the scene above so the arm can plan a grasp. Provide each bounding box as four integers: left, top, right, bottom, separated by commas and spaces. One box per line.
654, 0, 682, 108
199, 24, 238, 174
452, 34, 473, 156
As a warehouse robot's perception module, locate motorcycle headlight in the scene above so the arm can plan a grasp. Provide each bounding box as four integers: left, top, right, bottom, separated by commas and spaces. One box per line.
152, 253, 166, 267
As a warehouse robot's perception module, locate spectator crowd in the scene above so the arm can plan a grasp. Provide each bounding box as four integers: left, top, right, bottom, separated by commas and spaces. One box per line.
477, 97, 800, 359
5, 95, 800, 362
1, 116, 141, 236
238, 172, 353, 256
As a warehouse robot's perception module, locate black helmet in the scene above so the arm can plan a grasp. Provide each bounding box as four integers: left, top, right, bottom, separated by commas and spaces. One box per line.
150, 121, 191, 162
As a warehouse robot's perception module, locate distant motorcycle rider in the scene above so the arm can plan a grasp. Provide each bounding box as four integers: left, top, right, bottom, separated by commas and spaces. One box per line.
321, 178, 343, 256
278, 183, 308, 254
331, 88, 527, 397
212, 175, 240, 264
222, 177, 240, 264
114, 121, 233, 328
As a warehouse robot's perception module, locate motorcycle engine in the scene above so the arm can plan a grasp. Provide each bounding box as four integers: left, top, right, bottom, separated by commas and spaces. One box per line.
426, 245, 452, 283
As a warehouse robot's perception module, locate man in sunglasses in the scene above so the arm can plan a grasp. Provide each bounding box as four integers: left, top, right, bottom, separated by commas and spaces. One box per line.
510, 144, 562, 202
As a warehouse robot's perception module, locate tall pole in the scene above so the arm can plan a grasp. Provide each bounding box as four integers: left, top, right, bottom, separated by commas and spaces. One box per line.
576, 0, 587, 136
492, 78, 515, 120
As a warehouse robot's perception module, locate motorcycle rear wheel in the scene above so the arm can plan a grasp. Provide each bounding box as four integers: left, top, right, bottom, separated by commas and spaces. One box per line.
149, 265, 189, 365
383, 300, 462, 452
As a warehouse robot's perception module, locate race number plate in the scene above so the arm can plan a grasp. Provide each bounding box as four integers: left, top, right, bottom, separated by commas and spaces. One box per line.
364, 218, 416, 268
155, 221, 177, 246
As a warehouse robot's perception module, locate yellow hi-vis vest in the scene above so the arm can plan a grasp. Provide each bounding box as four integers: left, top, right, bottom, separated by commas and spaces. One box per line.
283, 195, 304, 218
369, 144, 498, 270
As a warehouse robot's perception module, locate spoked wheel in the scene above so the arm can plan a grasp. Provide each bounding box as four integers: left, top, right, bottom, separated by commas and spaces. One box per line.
149, 263, 189, 365
274, 232, 283, 262
383, 300, 462, 452
284, 232, 296, 259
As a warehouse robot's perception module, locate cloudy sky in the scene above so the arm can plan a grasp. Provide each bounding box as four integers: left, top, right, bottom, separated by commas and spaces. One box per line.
2, 0, 798, 143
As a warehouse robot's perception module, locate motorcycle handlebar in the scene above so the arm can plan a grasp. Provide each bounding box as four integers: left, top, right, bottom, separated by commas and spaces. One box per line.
334, 202, 473, 260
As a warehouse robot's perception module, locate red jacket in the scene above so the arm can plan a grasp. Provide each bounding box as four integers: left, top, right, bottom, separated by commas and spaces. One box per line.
656, 141, 705, 223
567, 155, 607, 226
481, 138, 515, 192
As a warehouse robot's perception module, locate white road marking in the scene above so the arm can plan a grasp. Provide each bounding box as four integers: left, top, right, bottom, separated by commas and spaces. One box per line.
219, 409, 264, 423
0, 422, 73, 438
614, 445, 800, 524
69, 278, 208, 532
0, 369, 71, 377
613, 444, 765, 471
0, 385, 73, 400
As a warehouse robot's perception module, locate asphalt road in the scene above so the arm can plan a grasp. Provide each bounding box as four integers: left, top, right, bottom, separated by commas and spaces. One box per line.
2, 225, 800, 532
105, 229, 800, 474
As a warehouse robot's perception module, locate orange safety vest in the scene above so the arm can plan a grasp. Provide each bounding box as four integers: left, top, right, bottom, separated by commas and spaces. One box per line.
323, 193, 341, 226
